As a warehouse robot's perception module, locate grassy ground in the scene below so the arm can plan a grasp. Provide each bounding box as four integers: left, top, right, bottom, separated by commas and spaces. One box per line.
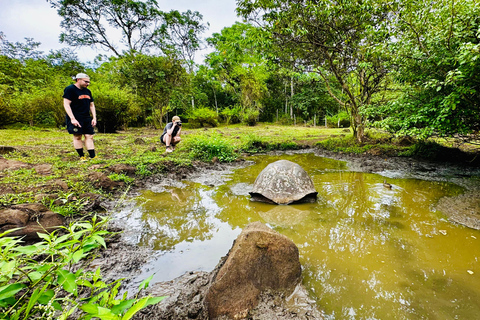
0, 124, 348, 209
0, 123, 478, 212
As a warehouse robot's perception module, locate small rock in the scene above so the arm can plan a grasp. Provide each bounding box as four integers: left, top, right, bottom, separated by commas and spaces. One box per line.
34, 164, 53, 175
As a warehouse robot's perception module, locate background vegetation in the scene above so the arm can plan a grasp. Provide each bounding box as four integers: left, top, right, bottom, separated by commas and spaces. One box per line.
1, 0, 477, 149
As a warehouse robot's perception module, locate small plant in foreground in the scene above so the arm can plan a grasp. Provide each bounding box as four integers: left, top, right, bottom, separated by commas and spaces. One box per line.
0, 216, 164, 319
108, 173, 135, 185
185, 133, 237, 162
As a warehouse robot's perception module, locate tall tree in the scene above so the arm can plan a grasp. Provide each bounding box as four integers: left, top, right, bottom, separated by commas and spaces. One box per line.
48, 0, 207, 59
237, 0, 394, 142
0, 36, 43, 61
373, 0, 480, 144
118, 54, 189, 128
206, 22, 272, 124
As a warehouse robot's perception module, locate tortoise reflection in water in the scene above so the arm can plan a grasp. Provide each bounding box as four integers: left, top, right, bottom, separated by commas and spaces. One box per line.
249, 160, 318, 204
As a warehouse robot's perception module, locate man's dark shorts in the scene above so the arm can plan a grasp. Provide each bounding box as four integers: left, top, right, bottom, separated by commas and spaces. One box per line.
66, 116, 95, 135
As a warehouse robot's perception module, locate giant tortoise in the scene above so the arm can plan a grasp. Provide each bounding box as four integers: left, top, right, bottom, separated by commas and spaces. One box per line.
249, 160, 318, 204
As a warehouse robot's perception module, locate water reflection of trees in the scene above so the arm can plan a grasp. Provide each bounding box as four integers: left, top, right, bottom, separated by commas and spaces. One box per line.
135, 186, 219, 250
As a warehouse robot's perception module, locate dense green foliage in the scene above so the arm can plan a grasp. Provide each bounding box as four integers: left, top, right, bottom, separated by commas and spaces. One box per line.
1, 0, 479, 146
185, 132, 237, 162
0, 216, 163, 319
370, 0, 480, 139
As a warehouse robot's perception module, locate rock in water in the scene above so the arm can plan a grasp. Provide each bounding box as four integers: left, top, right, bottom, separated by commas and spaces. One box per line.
205, 221, 302, 319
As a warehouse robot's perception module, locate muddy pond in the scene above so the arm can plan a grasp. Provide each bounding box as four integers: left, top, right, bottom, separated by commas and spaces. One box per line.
115, 152, 480, 319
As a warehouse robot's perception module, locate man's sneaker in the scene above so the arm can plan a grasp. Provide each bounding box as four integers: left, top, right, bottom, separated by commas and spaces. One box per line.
166, 146, 174, 153
79, 156, 88, 162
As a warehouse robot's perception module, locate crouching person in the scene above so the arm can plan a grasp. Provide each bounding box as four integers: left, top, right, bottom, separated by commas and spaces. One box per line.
160, 116, 182, 153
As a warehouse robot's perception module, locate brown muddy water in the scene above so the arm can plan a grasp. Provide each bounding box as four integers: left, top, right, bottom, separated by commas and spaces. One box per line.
115, 153, 480, 319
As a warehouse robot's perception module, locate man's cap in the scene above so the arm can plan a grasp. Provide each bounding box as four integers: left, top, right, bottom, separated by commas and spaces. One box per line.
172, 116, 181, 122
75, 73, 90, 80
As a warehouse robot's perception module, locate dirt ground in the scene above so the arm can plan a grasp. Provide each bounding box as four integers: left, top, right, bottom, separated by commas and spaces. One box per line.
90, 149, 480, 320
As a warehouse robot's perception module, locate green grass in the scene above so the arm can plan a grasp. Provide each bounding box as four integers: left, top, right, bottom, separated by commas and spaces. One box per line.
1, 124, 477, 209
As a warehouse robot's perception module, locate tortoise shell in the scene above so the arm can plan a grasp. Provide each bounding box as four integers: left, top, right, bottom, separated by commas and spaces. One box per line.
249, 160, 317, 204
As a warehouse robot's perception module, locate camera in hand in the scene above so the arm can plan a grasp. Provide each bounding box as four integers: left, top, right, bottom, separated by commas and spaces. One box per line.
177, 121, 182, 126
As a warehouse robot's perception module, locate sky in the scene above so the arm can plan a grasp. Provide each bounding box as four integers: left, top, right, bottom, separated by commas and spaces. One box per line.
0, 0, 240, 64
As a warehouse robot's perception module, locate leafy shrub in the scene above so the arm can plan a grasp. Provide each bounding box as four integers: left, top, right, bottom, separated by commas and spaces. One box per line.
9, 87, 63, 127
242, 109, 259, 126
185, 133, 237, 162
187, 107, 218, 128
92, 83, 140, 133
317, 135, 372, 154
276, 114, 294, 125
326, 111, 351, 128
108, 173, 135, 185
220, 106, 242, 124
0, 216, 163, 319
241, 134, 300, 153
241, 134, 269, 153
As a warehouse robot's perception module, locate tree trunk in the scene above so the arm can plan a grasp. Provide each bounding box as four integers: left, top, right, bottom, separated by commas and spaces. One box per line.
290, 76, 294, 119
213, 88, 218, 115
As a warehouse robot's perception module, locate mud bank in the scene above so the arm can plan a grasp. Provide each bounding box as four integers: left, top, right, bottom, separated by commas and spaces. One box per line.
96, 149, 480, 319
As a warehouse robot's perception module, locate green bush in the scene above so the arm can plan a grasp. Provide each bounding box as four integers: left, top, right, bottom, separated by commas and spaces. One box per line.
0, 216, 164, 319
242, 109, 259, 126
9, 88, 63, 127
187, 107, 218, 128
317, 135, 372, 154
399, 140, 443, 158
326, 111, 351, 128
185, 133, 237, 162
92, 83, 140, 133
241, 134, 269, 153
220, 106, 242, 124
276, 114, 294, 125
241, 134, 300, 153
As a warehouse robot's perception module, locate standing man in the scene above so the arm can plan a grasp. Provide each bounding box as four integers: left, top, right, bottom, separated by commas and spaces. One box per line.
63, 73, 97, 160
160, 116, 182, 153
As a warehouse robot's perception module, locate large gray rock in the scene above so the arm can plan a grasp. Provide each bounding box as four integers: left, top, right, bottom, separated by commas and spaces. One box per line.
205, 221, 302, 319
0, 203, 65, 240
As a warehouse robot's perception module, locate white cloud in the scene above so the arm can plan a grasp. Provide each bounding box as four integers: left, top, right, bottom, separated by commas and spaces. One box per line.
0, 0, 239, 64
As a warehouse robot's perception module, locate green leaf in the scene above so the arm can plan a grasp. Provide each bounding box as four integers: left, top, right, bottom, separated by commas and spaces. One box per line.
77, 279, 94, 288
111, 299, 136, 315
0, 283, 26, 300
37, 232, 51, 241
25, 285, 49, 317
121, 296, 166, 320
138, 274, 154, 291
0, 297, 16, 308
57, 269, 78, 295
12, 244, 40, 254
28, 271, 44, 282
0, 260, 16, 278
92, 235, 107, 248
120, 298, 148, 320
144, 296, 166, 307
38, 289, 55, 304
72, 249, 85, 263
80, 302, 98, 314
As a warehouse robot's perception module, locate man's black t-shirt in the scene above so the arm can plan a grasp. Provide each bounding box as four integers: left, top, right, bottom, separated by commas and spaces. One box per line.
63, 84, 94, 119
